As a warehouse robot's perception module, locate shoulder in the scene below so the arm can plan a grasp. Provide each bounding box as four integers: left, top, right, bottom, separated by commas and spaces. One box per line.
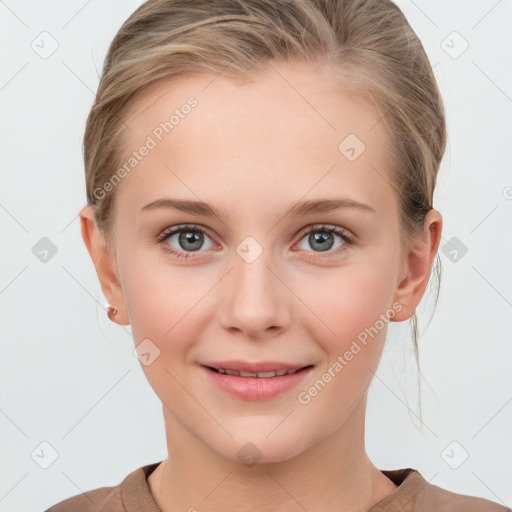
417, 478, 510, 512
43, 462, 160, 512
44, 484, 122, 512
377, 468, 510, 512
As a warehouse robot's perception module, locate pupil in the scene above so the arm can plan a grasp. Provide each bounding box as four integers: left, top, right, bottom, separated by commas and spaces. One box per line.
310, 232, 333, 252
179, 231, 203, 251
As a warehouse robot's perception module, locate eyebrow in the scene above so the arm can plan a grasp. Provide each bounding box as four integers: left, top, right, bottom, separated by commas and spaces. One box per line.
140, 197, 376, 219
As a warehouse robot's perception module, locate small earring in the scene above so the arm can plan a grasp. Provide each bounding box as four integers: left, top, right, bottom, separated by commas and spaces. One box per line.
107, 306, 118, 322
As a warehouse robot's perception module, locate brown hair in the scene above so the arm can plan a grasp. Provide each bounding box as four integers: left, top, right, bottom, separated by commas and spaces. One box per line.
83, 0, 445, 391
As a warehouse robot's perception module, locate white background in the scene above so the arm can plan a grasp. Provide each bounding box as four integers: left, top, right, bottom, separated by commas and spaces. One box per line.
1, 1, 511, 510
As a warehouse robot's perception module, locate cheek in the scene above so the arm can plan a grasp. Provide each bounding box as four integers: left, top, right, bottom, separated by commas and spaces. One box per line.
293, 255, 399, 393
299, 258, 398, 344
120, 245, 206, 337
119, 259, 211, 405
119, 250, 218, 384
293, 287, 392, 433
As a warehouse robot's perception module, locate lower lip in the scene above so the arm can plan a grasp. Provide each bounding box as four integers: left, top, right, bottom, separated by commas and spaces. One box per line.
201, 365, 313, 401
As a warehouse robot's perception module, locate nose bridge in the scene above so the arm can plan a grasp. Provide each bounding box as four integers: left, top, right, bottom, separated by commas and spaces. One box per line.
218, 239, 290, 337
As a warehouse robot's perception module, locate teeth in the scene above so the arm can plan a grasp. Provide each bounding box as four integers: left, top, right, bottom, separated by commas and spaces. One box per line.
214, 368, 301, 378
239, 370, 259, 377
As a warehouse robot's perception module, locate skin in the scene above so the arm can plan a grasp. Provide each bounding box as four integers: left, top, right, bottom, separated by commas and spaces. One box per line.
81, 60, 442, 512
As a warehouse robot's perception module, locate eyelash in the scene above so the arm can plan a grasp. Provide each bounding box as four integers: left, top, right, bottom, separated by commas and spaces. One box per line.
155, 223, 355, 260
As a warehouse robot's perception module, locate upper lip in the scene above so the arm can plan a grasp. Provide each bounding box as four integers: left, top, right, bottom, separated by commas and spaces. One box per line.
201, 360, 312, 373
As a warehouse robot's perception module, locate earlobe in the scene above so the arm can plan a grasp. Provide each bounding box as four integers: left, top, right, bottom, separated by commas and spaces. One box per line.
391, 209, 443, 322
79, 205, 130, 325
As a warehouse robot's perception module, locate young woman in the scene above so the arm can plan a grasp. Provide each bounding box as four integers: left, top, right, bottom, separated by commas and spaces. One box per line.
46, 0, 509, 510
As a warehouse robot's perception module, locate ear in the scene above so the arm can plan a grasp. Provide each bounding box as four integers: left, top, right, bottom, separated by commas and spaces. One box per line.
80, 205, 130, 325
391, 209, 442, 322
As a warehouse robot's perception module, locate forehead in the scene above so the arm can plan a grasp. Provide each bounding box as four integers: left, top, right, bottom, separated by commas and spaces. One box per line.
116, 60, 396, 221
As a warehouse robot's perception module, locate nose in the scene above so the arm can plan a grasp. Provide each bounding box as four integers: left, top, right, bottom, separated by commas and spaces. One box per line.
217, 247, 292, 339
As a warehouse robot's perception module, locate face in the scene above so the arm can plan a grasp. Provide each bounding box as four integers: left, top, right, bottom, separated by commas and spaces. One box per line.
89, 60, 420, 466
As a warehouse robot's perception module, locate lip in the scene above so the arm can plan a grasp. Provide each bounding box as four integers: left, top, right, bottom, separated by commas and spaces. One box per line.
200, 362, 314, 401
201, 360, 308, 373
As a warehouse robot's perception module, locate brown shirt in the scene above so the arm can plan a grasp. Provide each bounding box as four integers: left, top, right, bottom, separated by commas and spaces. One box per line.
45, 462, 510, 512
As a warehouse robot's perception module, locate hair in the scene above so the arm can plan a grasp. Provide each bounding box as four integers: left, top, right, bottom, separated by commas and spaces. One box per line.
83, 0, 446, 410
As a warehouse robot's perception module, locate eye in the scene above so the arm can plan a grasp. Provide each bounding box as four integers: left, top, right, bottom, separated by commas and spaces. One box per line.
295, 224, 354, 257
155, 223, 354, 260
156, 224, 216, 259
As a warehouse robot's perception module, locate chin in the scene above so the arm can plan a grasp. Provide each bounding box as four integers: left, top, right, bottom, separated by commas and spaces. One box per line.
209, 427, 311, 468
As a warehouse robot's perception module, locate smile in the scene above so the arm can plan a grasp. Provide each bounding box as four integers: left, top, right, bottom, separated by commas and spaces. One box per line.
201, 364, 315, 400
206, 367, 307, 378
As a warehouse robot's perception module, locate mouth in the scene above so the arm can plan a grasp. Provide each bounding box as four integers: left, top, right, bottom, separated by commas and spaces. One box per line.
203, 365, 314, 378
200, 362, 315, 400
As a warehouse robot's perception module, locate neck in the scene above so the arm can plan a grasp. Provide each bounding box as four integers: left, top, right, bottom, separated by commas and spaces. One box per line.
149, 396, 397, 512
